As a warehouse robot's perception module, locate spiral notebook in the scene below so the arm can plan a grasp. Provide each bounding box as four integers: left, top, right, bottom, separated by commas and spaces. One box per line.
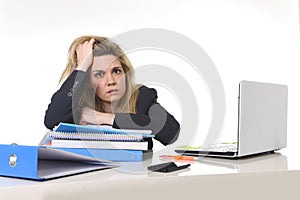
54, 122, 153, 137
40, 122, 153, 151
40, 131, 149, 150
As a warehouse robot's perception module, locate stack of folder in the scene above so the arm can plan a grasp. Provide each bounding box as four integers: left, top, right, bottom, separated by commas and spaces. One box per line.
39, 123, 154, 162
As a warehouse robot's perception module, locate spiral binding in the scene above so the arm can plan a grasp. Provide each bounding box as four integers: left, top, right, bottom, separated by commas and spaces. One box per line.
46, 131, 144, 142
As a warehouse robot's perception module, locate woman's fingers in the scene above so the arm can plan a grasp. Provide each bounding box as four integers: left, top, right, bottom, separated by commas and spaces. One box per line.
75, 38, 95, 71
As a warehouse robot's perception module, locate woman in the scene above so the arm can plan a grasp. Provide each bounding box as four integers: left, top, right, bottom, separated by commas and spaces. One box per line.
44, 35, 180, 149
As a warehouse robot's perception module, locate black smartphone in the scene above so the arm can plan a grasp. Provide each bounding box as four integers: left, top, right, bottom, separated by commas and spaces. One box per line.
148, 162, 190, 173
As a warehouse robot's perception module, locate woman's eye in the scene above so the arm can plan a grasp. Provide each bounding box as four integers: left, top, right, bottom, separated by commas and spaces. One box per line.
94, 72, 104, 78
113, 68, 123, 74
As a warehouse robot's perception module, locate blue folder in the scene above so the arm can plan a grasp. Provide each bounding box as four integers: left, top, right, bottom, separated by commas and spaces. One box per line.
0, 144, 116, 180
53, 147, 143, 162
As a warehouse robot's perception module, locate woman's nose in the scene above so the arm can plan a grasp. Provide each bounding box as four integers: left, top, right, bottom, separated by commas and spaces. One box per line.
107, 73, 116, 86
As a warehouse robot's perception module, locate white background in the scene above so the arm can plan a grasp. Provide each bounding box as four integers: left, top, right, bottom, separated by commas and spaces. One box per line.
0, 0, 299, 165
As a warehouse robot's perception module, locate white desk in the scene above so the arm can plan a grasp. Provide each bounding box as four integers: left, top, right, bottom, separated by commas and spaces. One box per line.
1, 149, 300, 200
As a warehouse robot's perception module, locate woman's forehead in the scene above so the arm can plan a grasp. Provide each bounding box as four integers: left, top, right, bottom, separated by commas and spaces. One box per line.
91, 55, 121, 71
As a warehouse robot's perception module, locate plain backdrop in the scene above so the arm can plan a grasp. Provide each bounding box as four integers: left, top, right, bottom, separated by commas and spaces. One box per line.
0, 0, 299, 165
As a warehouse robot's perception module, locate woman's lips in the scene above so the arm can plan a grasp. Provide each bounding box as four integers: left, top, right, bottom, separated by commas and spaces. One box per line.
107, 89, 119, 94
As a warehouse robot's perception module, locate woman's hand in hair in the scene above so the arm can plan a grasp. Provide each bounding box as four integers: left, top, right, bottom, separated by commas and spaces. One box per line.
79, 106, 115, 126
75, 38, 95, 72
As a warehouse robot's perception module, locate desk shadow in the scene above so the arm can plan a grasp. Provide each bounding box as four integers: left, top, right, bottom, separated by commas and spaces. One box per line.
198, 152, 288, 173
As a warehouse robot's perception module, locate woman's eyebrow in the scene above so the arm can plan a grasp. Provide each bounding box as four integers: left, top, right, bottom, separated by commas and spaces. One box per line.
91, 69, 105, 73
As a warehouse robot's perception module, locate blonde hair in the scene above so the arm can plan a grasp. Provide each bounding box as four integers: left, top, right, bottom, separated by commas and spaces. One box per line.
60, 35, 139, 114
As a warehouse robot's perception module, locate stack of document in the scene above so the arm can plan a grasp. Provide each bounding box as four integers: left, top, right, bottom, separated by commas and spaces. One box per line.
39, 123, 154, 162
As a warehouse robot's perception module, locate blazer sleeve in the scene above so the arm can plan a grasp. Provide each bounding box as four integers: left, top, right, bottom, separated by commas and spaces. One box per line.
113, 86, 180, 146
44, 70, 88, 129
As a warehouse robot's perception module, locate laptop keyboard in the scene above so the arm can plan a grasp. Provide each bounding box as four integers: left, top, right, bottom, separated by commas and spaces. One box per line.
201, 144, 237, 152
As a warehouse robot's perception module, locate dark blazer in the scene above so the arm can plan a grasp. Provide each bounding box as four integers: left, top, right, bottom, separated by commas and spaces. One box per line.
44, 70, 180, 149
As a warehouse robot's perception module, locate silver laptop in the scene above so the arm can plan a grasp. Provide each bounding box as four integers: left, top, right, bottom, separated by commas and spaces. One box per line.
175, 80, 288, 158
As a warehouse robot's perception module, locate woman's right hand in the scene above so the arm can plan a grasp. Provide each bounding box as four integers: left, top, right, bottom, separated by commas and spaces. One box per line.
75, 38, 95, 72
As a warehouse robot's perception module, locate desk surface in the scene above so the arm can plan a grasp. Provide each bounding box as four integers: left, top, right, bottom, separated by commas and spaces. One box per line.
1, 148, 300, 200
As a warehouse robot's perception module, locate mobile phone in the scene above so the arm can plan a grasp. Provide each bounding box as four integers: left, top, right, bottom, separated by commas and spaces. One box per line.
148, 162, 190, 173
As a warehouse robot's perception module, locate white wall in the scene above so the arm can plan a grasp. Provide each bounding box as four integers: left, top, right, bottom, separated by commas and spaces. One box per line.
0, 0, 299, 160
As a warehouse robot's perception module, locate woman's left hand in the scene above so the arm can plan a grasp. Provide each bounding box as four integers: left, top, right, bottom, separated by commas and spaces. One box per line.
80, 106, 115, 125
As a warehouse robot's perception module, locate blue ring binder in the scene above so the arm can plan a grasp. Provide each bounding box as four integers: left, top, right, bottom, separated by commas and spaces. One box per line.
0, 144, 117, 180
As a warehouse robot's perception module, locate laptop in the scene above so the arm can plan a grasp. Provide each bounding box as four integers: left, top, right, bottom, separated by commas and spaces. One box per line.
175, 80, 288, 158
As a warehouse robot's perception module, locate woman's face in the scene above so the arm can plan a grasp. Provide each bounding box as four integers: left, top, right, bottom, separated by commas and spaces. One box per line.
89, 55, 126, 104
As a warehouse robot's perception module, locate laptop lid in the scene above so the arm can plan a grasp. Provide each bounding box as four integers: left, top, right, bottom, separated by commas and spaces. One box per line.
237, 80, 288, 157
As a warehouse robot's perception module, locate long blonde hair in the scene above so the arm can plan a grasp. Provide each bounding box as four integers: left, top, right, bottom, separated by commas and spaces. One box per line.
60, 35, 139, 114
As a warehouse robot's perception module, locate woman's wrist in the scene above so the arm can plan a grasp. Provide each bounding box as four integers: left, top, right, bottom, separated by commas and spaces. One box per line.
76, 65, 89, 72
99, 112, 115, 125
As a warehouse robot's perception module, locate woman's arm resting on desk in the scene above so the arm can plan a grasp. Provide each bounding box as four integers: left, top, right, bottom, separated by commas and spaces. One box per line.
80, 107, 115, 125
113, 86, 180, 146
113, 111, 180, 146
